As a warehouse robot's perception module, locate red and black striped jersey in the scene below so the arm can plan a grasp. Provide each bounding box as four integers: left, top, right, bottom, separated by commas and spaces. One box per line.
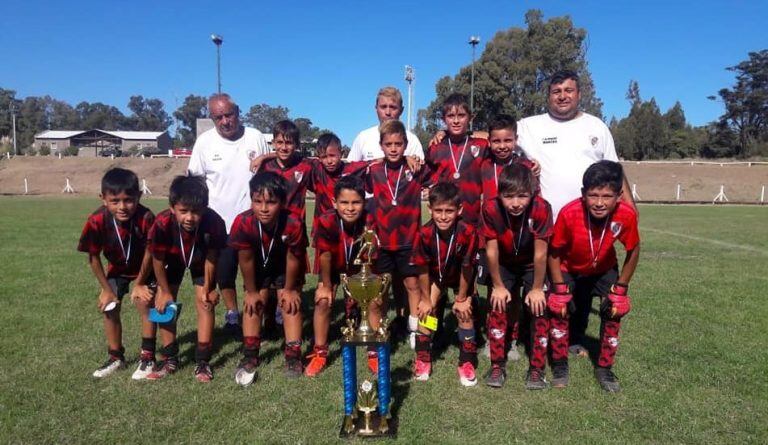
148, 208, 227, 276
309, 159, 370, 222
313, 209, 374, 276
78, 204, 155, 279
228, 209, 307, 275
261, 156, 314, 224
551, 199, 639, 275
365, 159, 433, 250
481, 195, 553, 269
480, 151, 537, 202
425, 136, 489, 225
411, 219, 478, 289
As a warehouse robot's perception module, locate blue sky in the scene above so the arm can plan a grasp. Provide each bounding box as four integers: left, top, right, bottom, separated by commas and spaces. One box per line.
2, 0, 766, 145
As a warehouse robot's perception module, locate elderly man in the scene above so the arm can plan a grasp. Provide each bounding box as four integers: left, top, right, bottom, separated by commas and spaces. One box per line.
347, 86, 424, 161
187, 93, 271, 336
516, 70, 635, 358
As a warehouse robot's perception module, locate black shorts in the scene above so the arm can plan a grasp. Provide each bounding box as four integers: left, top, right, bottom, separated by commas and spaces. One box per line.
561, 268, 617, 299
216, 243, 239, 290
374, 248, 419, 277
487, 266, 535, 297
166, 265, 204, 288
107, 277, 131, 299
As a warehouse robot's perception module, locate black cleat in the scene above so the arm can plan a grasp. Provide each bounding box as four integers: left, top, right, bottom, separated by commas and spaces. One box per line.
484, 364, 507, 388
551, 361, 569, 388
525, 367, 548, 390
595, 367, 621, 393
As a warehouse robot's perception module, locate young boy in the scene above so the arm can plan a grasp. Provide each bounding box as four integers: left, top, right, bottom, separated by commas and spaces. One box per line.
548, 160, 640, 392
482, 164, 553, 389
147, 175, 227, 383
307, 176, 380, 377
410, 182, 479, 385
78, 168, 155, 378
229, 172, 308, 385
365, 119, 434, 361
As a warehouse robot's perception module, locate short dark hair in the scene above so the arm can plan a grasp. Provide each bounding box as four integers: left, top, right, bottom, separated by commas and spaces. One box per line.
498, 164, 536, 196
428, 181, 461, 207
549, 70, 580, 92
582, 160, 623, 193
488, 114, 517, 135
379, 119, 408, 144
101, 167, 140, 196
334, 175, 365, 200
441, 93, 470, 117
249, 171, 288, 203
316, 132, 342, 155
169, 175, 208, 208
273, 120, 301, 147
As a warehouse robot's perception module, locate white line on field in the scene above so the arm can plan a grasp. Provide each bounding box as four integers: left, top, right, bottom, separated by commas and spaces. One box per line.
643, 227, 768, 256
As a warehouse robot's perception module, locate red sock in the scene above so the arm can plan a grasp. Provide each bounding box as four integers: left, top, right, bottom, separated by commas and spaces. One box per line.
598, 320, 621, 367
487, 309, 507, 364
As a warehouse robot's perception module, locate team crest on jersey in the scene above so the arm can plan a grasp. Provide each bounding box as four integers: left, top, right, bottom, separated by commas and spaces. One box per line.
470, 145, 480, 158
551, 328, 566, 339
281, 235, 288, 242
610, 222, 623, 237
247, 150, 258, 160
294, 171, 303, 183
590, 136, 599, 147
608, 337, 619, 348
539, 337, 548, 347
490, 328, 504, 339
405, 170, 413, 182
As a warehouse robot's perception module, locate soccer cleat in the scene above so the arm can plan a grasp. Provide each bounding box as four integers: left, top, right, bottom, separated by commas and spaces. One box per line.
595, 367, 621, 393
458, 361, 478, 387
551, 361, 569, 388
284, 357, 303, 379
194, 362, 214, 383
367, 351, 379, 374
569, 344, 589, 357
484, 364, 507, 388
413, 358, 431, 381
304, 353, 328, 378
145, 358, 178, 380
507, 340, 521, 362
131, 358, 156, 380
525, 367, 548, 390
234, 357, 260, 386
92, 356, 125, 378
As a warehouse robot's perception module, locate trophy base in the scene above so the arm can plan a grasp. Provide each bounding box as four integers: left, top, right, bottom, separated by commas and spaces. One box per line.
339, 413, 397, 439
341, 334, 390, 346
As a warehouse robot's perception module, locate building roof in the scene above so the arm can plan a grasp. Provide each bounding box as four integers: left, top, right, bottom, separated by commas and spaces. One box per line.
35, 129, 166, 140
35, 130, 86, 139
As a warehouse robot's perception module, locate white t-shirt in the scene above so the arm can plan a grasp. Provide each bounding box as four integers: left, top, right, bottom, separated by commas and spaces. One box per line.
517, 112, 618, 219
346, 124, 425, 161
187, 127, 270, 233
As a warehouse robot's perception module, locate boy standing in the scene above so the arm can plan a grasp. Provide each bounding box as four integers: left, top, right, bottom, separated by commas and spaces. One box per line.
482, 164, 553, 389
548, 160, 640, 392
410, 182, 479, 385
78, 168, 155, 378
480, 115, 537, 201
229, 172, 308, 385
147, 175, 227, 382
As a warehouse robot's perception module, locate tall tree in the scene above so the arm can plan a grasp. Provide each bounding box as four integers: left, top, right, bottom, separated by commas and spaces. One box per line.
126, 95, 172, 132
0, 88, 21, 139
244, 103, 290, 133
76, 101, 127, 130
173, 94, 208, 146
418, 9, 603, 134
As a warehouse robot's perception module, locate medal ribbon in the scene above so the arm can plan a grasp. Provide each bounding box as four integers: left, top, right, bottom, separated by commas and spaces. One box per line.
178, 224, 198, 270
112, 217, 132, 265
503, 210, 526, 257
435, 226, 456, 283
258, 220, 278, 268
384, 164, 403, 205
587, 216, 608, 268
449, 136, 469, 176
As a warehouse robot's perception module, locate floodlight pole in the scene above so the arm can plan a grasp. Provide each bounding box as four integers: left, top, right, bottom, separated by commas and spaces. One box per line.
468, 35, 480, 131
10, 103, 18, 155
211, 34, 224, 94
404, 65, 415, 131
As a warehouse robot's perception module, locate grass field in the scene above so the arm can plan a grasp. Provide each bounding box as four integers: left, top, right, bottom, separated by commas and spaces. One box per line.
0, 197, 766, 444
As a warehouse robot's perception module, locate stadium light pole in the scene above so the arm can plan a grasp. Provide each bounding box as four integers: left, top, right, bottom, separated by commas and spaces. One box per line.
10, 102, 17, 155
404, 65, 415, 131
468, 35, 480, 131
211, 34, 224, 94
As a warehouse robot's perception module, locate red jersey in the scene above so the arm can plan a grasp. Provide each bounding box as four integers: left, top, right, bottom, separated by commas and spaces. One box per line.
425, 135, 488, 225
228, 209, 307, 277
78, 204, 155, 279
313, 209, 374, 276
551, 199, 640, 275
148, 208, 227, 277
365, 159, 433, 250
481, 195, 553, 270
411, 220, 479, 289
480, 151, 537, 202
309, 159, 370, 221
261, 155, 314, 224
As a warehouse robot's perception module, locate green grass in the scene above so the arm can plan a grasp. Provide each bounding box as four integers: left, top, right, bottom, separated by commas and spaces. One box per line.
0, 198, 766, 443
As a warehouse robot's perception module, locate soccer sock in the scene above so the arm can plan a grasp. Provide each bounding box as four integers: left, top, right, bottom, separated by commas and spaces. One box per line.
160, 341, 179, 364
108, 346, 125, 361
408, 315, 419, 333
458, 328, 477, 367
529, 315, 549, 370
414, 333, 432, 363
313, 343, 329, 357
549, 316, 569, 362
140, 337, 156, 360
366, 345, 378, 358
225, 309, 240, 325
243, 336, 261, 359
285, 340, 302, 361
195, 342, 212, 364
486, 309, 507, 365
598, 319, 621, 368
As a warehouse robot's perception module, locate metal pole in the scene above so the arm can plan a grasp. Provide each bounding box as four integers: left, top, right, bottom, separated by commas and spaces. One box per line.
404, 65, 414, 131
216, 44, 221, 94
760, 185, 765, 203
468, 36, 480, 130
11, 107, 17, 155
676, 183, 681, 201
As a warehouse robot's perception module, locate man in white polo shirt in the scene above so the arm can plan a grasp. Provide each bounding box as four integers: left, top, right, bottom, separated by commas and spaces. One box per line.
187, 93, 271, 336
347, 86, 424, 161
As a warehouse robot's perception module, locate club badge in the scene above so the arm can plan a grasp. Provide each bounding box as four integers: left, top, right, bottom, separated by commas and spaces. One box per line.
538, 337, 548, 347
590, 136, 599, 147
610, 222, 623, 237
490, 328, 504, 339
405, 170, 413, 182
608, 337, 619, 348
294, 171, 304, 183
247, 150, 258, 160
470, 145, 480, 158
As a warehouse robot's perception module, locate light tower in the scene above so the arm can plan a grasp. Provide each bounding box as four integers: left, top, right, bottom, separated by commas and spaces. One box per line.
468, 35, 480, 130
404, 65, 415, 131
211, 34, 224, 93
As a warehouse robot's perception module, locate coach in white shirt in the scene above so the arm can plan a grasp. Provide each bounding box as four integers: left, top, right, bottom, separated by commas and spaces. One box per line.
517, 70, 634, 220
347, 86, 424, 161
187, 93, 271, 334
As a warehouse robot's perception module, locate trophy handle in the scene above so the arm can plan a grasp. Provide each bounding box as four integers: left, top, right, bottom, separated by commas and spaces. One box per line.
340, 274, 352, 299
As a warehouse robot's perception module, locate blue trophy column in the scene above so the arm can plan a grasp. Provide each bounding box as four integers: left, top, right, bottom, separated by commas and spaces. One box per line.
376, 343, 391, 416
342, 344, 357, 415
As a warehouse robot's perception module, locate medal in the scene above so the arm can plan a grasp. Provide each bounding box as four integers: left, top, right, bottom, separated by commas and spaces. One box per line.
435, 226, 456, 284
178, 224, 198, 270
453, 172, 460, 179
112, 217, 132, 265
385, 164, 403, 208
258, 220, 278, 268
391, 199, 397, 206
448, 136, 468, 179
587, 215, 608, 269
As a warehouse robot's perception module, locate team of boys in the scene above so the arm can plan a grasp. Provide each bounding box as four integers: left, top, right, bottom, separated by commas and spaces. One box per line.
79, 89, 640, 393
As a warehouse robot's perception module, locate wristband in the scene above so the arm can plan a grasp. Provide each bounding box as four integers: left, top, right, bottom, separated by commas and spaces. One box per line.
611, 283, 628, 296
553, 283, 569, 294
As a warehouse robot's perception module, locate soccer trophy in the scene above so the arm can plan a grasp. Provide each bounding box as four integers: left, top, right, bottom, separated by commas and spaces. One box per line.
339, 229, 394, 438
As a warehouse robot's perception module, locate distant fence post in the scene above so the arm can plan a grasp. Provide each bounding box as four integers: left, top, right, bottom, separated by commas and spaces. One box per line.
141, 179, 152, 195
676, 183, 682, 201
632, 183, 641, 201
712, 185, 728, 203
24, 177, 28, 194
62, 178, 75, 194
761, 185, 765, 203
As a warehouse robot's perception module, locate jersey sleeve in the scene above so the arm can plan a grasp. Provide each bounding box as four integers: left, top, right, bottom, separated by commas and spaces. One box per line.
313, 217, 336, 253
187, 138, 206, 176
409, 229, 431, 268
347, 133, 364, 161
148, 218, 172, 255
601, 125, 618, 162
77, 216, 102, 255
481, 202, 501, 241
531, 199, 554, 240
284, 218, 307, 257
462, 225, 479, 267
549, 212, 571, 250
617, 210, 640, 251
208, 212, 228, 250
228, 214, 252, 250
405, 132, 425, 160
